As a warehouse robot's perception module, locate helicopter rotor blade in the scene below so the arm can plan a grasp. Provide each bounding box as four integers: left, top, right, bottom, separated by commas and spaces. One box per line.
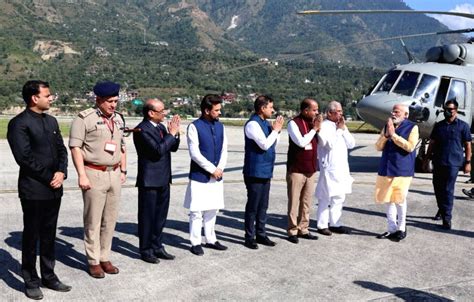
216, 28, 474, 74
297, 10, 474, 20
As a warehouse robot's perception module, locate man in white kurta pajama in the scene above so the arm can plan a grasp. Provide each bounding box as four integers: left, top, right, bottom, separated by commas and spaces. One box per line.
316, 101, 355, 236
184, 95, 228, 256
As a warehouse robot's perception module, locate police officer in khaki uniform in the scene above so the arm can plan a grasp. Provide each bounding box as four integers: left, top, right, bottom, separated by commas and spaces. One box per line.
69, 81, 127, 278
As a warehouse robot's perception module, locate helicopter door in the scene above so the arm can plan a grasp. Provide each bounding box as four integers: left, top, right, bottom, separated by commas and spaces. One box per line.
433, 77, 469, 124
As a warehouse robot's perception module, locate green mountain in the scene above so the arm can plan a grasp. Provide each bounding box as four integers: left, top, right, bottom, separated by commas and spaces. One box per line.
0, 0, 466, 114
198, 0, 461, 66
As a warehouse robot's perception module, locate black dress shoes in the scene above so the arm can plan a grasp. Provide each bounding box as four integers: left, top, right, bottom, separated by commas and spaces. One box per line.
329, 226, 350, 234
433, 210, 442, 221
299, 233, 318, 240
244, 239, 258, 250
287, 235, 299, 244
256, 236, 276, 246
462, 188, 474, 198
155, 248, 175, 260
395, 230, 407, 241
376, 232, 392, 239
376, 231, 406, 241
317, 228, 332, 236
41, 280, 72, 292
141, 254, 160, 264
389, 231, 406, 242
442, 220, 452, 230
190, 245, 204, 256
205, 241, 228, 251
25, 287, 43, 300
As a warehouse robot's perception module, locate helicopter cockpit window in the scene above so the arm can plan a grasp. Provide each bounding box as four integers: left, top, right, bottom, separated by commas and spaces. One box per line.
435, 77, 450, 107
375, 70, 401, 92
447, 80, 467, 109
413, 74, 438, 103
392, 71, 420, 96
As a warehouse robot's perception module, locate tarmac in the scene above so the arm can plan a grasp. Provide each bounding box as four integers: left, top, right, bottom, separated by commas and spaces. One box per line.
0, 122, 473, 301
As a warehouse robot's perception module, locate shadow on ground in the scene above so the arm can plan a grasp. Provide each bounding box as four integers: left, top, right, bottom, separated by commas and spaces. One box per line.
354, 280, 454, 301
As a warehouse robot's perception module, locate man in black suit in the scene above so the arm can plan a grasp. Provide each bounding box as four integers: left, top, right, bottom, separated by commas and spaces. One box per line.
7, 80, 71, 300
133, 98, 181, 264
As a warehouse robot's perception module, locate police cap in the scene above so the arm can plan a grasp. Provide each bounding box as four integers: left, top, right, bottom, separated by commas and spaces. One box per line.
93, 81, 120, 97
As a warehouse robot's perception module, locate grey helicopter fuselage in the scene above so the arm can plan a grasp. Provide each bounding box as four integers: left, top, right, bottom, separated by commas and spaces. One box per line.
356, 47, 474, 138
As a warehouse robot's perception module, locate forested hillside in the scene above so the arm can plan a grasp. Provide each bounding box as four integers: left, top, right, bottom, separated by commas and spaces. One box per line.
0, 0, 465, 115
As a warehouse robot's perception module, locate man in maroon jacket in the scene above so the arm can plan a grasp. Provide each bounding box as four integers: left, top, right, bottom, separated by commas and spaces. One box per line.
286, 98, 322, 243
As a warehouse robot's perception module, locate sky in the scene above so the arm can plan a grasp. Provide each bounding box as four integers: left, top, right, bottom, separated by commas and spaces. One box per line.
404, 0, 474, 31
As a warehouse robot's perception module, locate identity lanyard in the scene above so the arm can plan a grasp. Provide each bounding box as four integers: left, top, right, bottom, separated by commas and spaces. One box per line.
302, 120, 308, 134
102, 116, 115, 139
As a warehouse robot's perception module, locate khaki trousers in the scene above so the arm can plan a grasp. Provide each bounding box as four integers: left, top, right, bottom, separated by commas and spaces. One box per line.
83, 168, 121, 265
286, 172, 316, 236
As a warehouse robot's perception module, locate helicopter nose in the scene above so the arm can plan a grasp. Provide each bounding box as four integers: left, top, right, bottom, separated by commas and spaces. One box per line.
356, 95, 391, 129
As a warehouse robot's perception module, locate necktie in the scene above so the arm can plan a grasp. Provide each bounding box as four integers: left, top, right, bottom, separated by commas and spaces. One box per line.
157, 124, 165, 138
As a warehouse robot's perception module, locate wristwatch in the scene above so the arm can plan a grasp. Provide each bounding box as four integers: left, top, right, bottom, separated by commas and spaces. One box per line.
121, 170, 127, 175
465, 160, 471, 164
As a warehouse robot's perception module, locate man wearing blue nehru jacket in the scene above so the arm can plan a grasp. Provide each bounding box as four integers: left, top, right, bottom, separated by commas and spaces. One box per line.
243, 95, 284, 249
184, 94, 228, 256
375, 104, 419, 241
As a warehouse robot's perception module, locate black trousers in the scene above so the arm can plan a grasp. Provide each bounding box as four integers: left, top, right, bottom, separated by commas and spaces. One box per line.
137, 186, 170, 257
20, 198, 61, 289
244, 176, 271, 240
432, 165, 459, 221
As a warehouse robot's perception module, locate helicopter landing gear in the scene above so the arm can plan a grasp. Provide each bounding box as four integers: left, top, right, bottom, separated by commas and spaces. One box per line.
415, 138, 432, 173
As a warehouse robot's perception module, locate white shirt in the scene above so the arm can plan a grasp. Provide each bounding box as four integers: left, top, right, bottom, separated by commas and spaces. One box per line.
244, 120, 280, 150
316, 119, 356, 199
287, 120, 317, 148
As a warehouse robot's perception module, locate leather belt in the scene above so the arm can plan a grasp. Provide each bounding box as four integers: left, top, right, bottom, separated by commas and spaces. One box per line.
85, 162, 120, 172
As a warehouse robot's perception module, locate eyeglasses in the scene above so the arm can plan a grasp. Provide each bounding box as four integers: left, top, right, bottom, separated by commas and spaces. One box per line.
444, 107, 457, 112
151, 109, 166, 114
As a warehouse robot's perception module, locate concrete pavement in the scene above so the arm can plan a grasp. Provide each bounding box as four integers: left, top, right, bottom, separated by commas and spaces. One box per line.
0, 125, 473, 301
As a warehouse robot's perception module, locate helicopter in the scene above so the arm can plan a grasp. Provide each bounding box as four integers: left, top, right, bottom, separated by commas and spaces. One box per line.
296, 9, 474, 169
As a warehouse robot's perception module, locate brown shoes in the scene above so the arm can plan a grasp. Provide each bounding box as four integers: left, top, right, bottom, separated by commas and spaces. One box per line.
89, 264, 105, 278
100, 261, 119, 274
89, 262, 119, 278
317, 228, 332, 236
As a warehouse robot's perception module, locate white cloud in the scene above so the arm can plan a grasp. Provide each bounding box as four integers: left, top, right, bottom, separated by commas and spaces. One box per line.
430, 3, 474, 32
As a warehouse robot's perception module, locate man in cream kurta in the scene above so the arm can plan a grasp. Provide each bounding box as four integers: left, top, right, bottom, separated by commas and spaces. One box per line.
184, 94, 228, 256
375, 104, 419, 242
316, 101, 355, 236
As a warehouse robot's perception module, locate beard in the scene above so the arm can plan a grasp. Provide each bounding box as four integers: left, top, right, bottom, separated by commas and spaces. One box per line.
391, 116, 403, 126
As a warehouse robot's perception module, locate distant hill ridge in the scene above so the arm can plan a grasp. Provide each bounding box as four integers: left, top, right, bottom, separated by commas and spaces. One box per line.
0, 0, 465, 112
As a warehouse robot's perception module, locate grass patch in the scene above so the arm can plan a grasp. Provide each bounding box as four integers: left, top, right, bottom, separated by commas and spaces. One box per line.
0, 117, 71, 140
